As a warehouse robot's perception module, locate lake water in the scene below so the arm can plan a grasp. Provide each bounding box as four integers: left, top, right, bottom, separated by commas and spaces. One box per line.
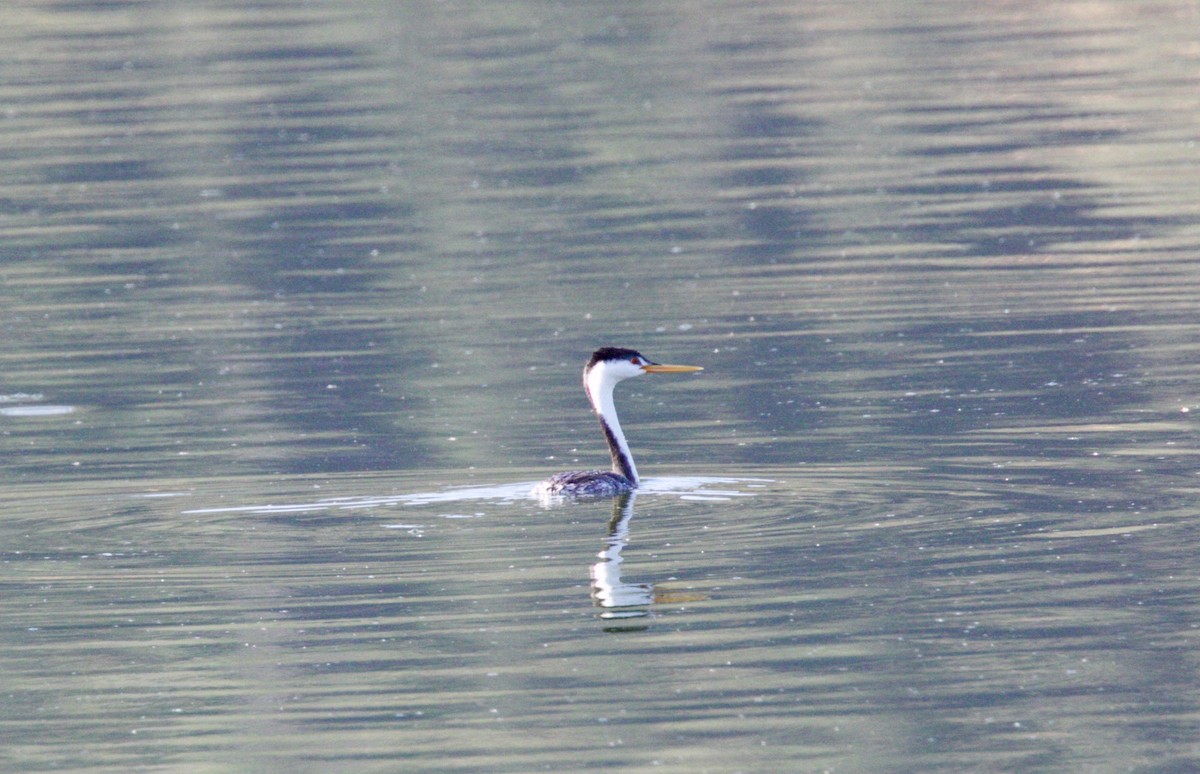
4, 1, 1200, 771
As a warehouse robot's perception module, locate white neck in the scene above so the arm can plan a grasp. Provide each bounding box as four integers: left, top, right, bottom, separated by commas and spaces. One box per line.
585, 362, 638, 483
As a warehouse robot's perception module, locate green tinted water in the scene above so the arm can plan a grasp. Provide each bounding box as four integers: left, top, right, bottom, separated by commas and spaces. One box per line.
3, 1, 1200, 771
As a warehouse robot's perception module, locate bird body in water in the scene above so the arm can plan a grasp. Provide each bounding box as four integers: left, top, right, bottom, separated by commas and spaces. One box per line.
533, 347, 702, 497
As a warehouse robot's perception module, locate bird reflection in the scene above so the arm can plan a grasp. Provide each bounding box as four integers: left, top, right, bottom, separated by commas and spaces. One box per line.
590, 493, 653, 619
589, 493, 706, 627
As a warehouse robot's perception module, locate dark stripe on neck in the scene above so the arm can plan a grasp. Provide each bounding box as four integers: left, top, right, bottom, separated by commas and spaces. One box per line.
598, 415, 636, 484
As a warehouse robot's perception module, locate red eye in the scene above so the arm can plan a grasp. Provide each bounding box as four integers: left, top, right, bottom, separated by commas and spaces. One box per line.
630, 356, 642, 365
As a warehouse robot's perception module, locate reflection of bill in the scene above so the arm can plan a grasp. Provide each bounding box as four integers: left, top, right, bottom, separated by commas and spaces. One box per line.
590, 493, 707, 621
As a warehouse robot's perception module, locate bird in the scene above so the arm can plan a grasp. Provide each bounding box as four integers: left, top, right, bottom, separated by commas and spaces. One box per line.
533, 347, 702, 497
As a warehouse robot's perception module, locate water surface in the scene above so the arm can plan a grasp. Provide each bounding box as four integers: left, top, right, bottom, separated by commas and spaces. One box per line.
3, 1, 1200, 771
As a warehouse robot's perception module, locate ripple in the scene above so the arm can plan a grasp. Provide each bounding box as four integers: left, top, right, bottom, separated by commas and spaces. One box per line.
181, 476, 769, 515
0, 405, 75, 417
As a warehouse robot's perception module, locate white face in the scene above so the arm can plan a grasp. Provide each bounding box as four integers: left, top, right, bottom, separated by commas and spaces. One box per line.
585, 356, 646, 411
601, 357, 648, 383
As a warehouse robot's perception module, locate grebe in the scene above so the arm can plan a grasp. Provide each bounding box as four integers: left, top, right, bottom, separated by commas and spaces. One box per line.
533, 347, 702, 497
